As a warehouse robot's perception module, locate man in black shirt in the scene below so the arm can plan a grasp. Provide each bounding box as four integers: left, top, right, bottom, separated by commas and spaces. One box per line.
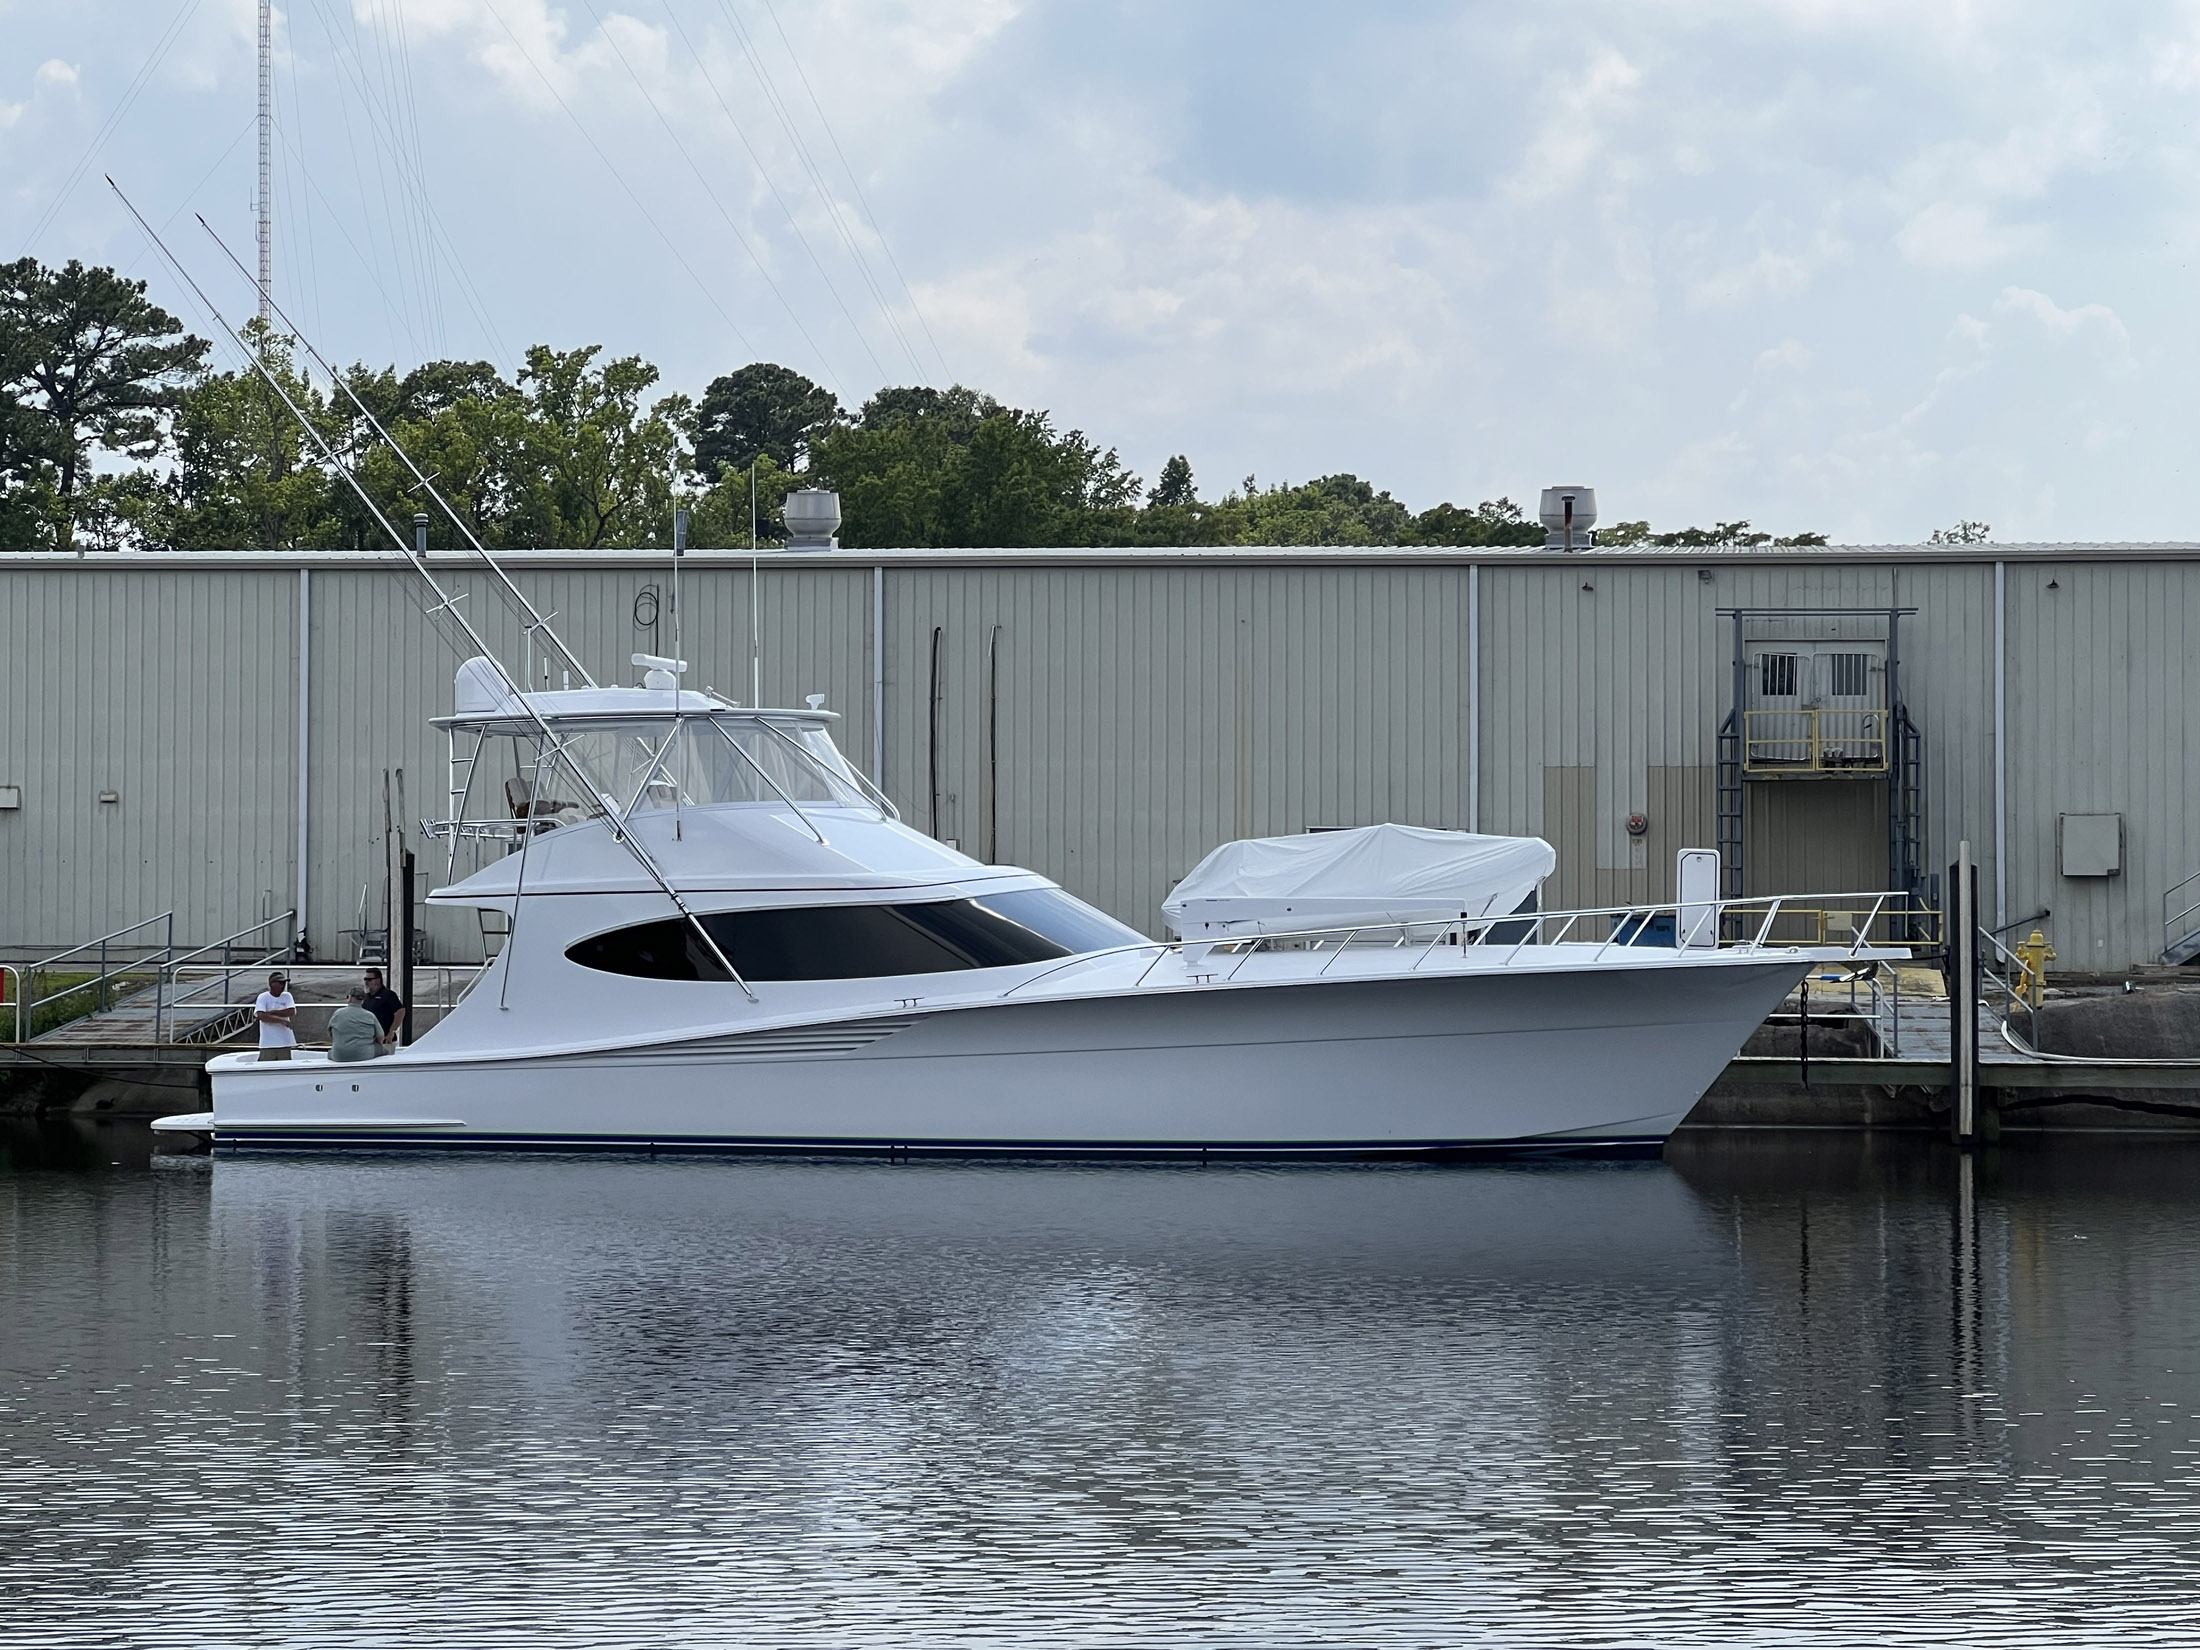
361, 968, 407, 1049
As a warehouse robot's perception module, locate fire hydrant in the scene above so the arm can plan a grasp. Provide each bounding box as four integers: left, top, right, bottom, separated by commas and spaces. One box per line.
2014, 928, 2056, 1009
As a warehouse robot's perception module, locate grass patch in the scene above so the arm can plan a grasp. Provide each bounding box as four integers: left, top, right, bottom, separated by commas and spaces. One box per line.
6, 971, 157, 1039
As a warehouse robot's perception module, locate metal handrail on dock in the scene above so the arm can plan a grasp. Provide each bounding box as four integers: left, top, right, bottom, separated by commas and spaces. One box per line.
155, 910, 298, 1042
8, 911, 175, 1042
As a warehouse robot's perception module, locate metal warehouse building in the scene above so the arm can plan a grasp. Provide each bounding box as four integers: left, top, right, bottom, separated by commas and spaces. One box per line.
2, 541, 2195, 972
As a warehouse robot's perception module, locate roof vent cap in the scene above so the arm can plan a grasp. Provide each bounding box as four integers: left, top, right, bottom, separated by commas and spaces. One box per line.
1539, 485, 1597, 551
784, 489, 841, 551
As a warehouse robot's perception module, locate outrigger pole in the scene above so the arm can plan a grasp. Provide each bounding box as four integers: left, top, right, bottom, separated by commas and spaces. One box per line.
109, 179, 758, 1004
191, 214, 597, 691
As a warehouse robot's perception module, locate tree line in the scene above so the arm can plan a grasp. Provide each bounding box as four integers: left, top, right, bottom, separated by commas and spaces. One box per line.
1, 255, 1830, 553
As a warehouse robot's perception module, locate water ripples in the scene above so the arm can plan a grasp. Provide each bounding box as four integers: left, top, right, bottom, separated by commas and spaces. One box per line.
5, 1128, 2200, 1645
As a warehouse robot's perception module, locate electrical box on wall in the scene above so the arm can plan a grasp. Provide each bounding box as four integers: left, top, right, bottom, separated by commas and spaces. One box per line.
0, 785, 19, 810
2059, 813, 2123, 878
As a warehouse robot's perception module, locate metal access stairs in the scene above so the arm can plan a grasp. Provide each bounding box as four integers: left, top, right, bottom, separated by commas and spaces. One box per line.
2167, 870, 2200, 965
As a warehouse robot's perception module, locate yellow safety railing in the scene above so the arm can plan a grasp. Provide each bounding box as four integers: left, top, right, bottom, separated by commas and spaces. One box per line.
1743, 709, 1888, 774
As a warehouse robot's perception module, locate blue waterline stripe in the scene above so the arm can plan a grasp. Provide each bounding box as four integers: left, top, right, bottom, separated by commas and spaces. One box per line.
205, 1129, 1667, 1160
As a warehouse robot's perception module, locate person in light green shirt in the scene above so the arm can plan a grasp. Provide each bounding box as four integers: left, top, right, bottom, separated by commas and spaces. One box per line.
329, 988, 388, 1063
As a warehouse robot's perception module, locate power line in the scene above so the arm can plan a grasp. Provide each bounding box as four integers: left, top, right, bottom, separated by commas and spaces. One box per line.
19, 0, 209, 257
757, 0, 951, 383
300, 0, 510, 363
574, 0, 853, 394
376, 0, 446, 349
300, 0, 405, 361
474, 0, 761, 358
712, 0, 926, 381
656, 0, 898, 387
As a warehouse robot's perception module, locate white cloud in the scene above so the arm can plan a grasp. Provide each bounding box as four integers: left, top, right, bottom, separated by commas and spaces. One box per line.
1894, 202, 2042, 268
9, 1, 2200, 538
1992, 284, 2129, 347
1753, 338, 1814, 375
1687, 226, 1850, 309
1504, 47, 1644, 204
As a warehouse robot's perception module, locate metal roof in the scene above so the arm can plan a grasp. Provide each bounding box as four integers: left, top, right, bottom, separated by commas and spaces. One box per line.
7, 540, 2200, 570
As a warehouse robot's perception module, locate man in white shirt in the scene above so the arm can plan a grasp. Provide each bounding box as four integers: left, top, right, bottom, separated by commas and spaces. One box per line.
255, 971, 298, 1062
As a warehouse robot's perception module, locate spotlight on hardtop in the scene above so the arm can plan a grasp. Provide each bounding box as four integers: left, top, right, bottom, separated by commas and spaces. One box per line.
1539, 485, 1596, 551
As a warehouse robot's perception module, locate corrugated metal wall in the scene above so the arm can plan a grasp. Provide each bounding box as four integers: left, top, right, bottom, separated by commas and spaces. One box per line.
2006, 561, 2200, 968
1, 567, 297, 951
3, 548, 2194, 967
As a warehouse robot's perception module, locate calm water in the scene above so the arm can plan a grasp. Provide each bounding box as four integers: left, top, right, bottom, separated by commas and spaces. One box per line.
5, 1121, 2200, 1647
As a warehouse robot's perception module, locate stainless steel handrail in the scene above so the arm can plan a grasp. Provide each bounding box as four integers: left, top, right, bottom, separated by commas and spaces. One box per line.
26, 911, 176, 973
157, 910, 298, 1040
13, 911, 176, 1040
998, 890, 1916, 1000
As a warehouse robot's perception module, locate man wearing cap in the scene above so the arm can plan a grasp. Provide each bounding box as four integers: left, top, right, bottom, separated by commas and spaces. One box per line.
254, 971, 297, 1063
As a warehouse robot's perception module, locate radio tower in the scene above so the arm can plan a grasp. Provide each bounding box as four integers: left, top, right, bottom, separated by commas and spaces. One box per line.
255, 0, 272, 331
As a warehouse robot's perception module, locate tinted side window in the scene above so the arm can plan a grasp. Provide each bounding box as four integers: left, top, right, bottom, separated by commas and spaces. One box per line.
564, 889, 1143, 984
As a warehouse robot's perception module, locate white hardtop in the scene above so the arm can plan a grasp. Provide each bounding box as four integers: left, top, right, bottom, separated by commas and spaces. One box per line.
438, 655, 837, 734
1164, 823, 1556, 939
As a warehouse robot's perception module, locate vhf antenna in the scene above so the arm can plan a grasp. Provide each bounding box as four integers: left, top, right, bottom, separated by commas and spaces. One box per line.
191, 213, 598, 691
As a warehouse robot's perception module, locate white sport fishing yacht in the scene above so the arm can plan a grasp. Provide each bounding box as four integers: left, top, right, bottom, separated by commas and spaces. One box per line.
154, 657, 1905, 1156
130, 217, 1904, 1159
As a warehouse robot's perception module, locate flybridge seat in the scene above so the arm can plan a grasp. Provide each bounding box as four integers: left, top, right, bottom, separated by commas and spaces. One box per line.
1163, 824, 1556, 941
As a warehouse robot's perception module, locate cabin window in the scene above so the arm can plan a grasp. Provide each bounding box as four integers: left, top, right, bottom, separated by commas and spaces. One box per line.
1758, 652, 1799, 697
548, 718, 871, 812
565, 888, 1145, 983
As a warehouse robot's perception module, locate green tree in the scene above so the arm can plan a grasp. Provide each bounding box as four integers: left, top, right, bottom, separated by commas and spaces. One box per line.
495, 344, 687, 548
683, 453, 798, 547
1148, 454, 1196, 508
0, 306, 58, 552
1603, 517, 1827, 548
0, 257, 205, 549
1200, 473, 1413, 546
1927, 520, 1991, 544
694, 362, 839, 479
147, 330, 342, 550
1403, 496, 1543, 547
340, 359, 526, 551
811, 384, 1137, 548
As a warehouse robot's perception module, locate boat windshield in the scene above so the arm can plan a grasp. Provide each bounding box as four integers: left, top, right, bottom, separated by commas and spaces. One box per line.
544, 717, 873, 814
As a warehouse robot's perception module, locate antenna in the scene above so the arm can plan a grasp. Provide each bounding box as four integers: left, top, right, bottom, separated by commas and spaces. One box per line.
749, 456, 761, 706
256, 0, 272, 329
672, 500, 686, 687
192, 215, 600, 689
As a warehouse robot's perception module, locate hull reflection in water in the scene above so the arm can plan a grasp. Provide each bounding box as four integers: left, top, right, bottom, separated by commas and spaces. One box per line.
7, 1141, 2200, 1646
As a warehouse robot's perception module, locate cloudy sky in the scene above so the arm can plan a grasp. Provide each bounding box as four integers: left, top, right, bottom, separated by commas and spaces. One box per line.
4, 0, 2195, 541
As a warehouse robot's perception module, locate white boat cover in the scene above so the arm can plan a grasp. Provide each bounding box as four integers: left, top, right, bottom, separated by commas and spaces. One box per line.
1163, 824, 1556, 940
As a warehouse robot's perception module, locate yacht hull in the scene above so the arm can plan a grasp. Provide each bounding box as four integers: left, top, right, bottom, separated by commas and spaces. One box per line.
189, 959, 1807, 1156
